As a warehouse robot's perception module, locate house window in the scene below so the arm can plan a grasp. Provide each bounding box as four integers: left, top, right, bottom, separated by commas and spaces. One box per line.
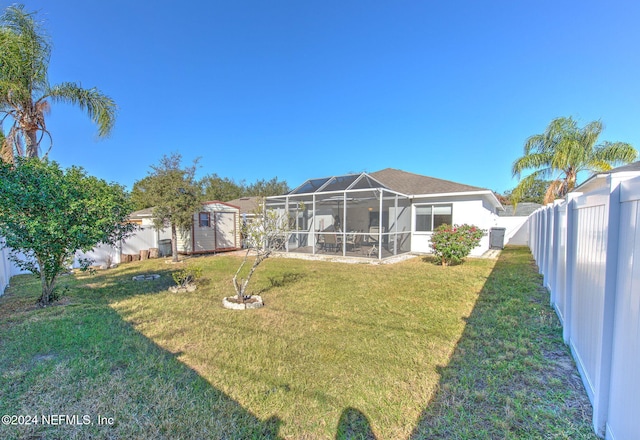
415, 204, 452, 231
199, 212, 210, 227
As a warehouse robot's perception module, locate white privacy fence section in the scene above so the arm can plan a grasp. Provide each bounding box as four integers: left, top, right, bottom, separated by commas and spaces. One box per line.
74, 225, 172, 268
606, 179, 640, 440
0, 243, 30, 295
0, 242, 12, 294
529, 175, 640, 439
0, 226, 173, 290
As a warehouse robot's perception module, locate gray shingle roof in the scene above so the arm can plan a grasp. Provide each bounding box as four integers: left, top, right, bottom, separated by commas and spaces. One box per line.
369, 168, 488, 195
607, 161, 640, 173
498, 202, 542, 217
225, 196, 260, 214
129, 207, 155, 219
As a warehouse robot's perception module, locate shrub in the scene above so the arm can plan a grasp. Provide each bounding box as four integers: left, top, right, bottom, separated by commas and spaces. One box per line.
172, 265, 203, 287
430, 224, 486, 266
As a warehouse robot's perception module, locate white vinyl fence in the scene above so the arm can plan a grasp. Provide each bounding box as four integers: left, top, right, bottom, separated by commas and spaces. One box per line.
0, 241, 14, 294
529, 174, 640, 439
74, 225, 172, 268
0, 225, 171, 294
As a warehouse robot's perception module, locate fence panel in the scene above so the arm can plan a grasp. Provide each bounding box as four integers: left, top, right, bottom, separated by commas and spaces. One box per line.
606, 178, 640, 440
551, 202, 568, 324
569, 189, 610, 411
530, 176, 640, 439
121, 226, 157, 255
0, 242, 11, 294
74, 243, 118, 269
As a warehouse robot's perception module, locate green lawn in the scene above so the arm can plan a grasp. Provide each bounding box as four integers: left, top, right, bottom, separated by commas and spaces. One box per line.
0, 247, 596, 439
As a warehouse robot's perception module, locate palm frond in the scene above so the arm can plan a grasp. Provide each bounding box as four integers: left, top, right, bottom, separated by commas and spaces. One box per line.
514, 116, 636, 202
47, 82, 117, 137
0, 5, 50, 94
592, 142, 638, 166
512, 152, 552, 178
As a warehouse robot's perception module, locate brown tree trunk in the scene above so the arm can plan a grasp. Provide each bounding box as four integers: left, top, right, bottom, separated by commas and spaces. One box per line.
171, 223, 179, 262
25, 128, 39, 158
38, 261, 57, 306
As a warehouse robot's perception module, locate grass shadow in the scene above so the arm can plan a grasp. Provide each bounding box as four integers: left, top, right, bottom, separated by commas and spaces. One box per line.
410, 246, 597, 439
335, 407, 377, 440
0, 263, 283, 439
259, 272, 307, 294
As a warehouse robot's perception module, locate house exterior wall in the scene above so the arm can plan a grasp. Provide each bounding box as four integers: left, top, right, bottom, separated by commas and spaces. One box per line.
410, 196, 498, 256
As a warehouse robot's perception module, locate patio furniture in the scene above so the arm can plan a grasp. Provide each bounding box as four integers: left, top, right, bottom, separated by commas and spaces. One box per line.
345, 232, 362, 251
316, 232, 325, 251
367, 226, 384, 244
322, 233, 339, 252
362, 243, 378, 258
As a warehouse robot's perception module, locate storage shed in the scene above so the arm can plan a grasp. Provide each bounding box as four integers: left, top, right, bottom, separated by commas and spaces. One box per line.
176, 201, 241, 255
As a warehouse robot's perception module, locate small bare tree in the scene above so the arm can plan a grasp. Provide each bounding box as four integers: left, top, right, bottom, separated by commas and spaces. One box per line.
232, 205, 289, 301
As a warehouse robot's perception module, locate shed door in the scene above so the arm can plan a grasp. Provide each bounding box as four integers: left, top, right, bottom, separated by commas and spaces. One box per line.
215, 212, 236, 250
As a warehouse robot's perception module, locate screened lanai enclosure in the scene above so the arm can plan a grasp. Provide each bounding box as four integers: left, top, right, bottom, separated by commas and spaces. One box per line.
265, 173, 412, 260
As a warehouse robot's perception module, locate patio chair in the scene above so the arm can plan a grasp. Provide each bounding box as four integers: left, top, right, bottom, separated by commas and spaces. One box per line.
345, 232, 362, 251
367, 226, 384, 244
322, 233, 339, 252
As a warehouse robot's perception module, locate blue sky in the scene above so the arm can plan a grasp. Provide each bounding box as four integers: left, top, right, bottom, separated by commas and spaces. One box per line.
6, 0, 640, 194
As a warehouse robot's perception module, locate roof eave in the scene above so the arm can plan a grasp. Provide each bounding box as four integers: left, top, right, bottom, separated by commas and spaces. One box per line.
411, 190, 504, 210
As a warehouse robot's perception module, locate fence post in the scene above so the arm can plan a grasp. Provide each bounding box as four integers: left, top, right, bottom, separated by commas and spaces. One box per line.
540, 208, 547, 275
547, 201, 561, 305
532, 209, 540, 266
545, 203, 558, 292
590, 176, 623, 436
562, 193, 581, 344
551, 201, 568, 322
606, 175, 640, 439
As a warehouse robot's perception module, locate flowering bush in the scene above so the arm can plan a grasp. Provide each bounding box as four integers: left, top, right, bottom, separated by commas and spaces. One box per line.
430, 224, 486, 266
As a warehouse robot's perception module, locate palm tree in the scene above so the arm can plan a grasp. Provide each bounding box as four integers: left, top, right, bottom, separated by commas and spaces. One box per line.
511, 117, 637, 205
0, 4, 115, 162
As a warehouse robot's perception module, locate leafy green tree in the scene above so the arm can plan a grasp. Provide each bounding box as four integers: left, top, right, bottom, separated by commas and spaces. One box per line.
512, 117, 637, 205
0, 4, 116, 162
200, 174, 289, 202
201, 173, 245, 202
0, 158, 134, 305
503, 179, 552, 205
129, 176, 154, 211
136, 153, 203, 262
245, 177, 289, 197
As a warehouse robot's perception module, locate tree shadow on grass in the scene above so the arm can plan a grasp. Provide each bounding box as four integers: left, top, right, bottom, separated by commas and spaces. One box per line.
409, 246, 596, 439
0, 282, 283, 439
335, 407, 377, 440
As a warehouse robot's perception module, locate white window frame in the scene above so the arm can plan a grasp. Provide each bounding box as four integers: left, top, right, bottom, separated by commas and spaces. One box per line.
413, 203, 453, 233
198, 212, 211, 228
